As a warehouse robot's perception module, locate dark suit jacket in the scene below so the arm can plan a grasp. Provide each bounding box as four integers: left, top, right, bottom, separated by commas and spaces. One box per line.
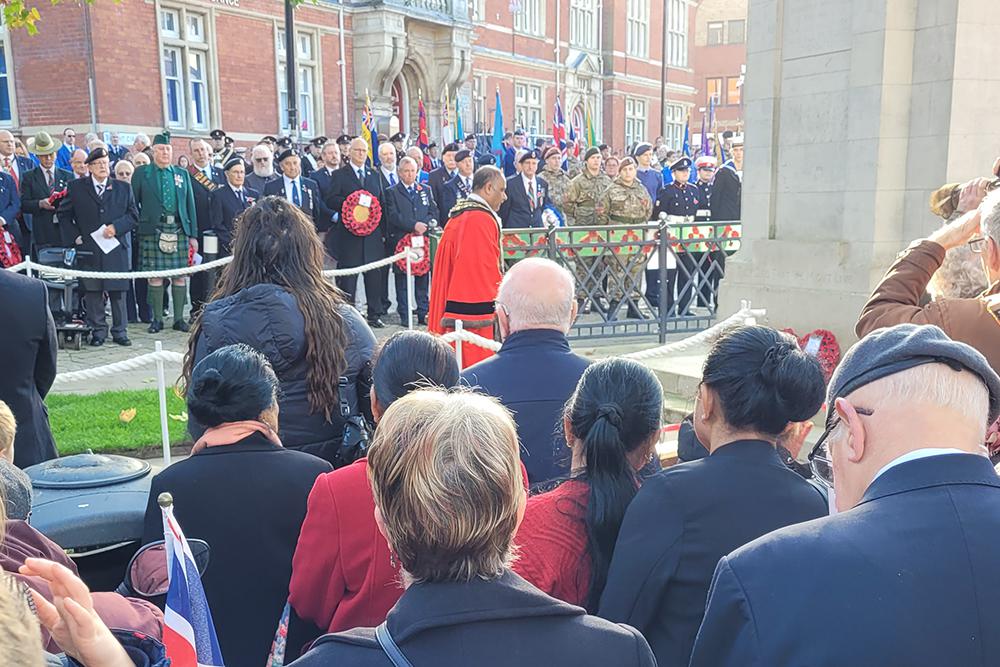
499, 174, 550, 228
311, 165, 337, 210
690, 453, 1000, 667
383, 181, 438, 249
439, 173, 473, 222
710, 165, 741, 221
187, 164, 225, 244
208, 185, 259, 254
262, 175, 331, 233
461, 330, 590, 485
427, 166, 455, 215
142, 432, 331, 667
58, 177, 138, 292
0, 171, 22, 248
598, 439, 828, 667
288, 570, 654, 667
107, 144, 128, 165
0, 270, 57, 468
328, 164, 389, 266
20, 166, 74, 248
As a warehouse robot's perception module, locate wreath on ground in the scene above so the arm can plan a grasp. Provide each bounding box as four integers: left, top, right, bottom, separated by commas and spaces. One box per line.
394, 234, 431, 276
342, 190, 382, 237
782, 328, 841, 383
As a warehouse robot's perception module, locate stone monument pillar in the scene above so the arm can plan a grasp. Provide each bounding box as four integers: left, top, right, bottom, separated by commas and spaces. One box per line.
720, 0, 1000, 342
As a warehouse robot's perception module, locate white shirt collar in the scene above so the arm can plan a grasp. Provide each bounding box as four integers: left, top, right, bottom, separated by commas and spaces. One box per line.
381, 167, 396, 177
872, 449, 975, 483
91, 176, 109, 190
522, 173, 535, 190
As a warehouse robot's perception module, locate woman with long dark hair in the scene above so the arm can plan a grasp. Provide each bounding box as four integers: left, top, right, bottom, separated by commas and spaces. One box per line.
514, 358, 662, 611
182, 196, 376, 465
598, 326, 829, 667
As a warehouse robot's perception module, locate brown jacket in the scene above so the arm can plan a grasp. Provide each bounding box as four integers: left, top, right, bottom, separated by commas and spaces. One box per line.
857, 239, 1000, 373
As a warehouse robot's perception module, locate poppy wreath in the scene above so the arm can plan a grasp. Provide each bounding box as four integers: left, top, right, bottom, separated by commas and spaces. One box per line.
46, 188, 69, 207
784, 328, 841, 383
0, 229, 23, 268
342, 190, 382, 237
394, 234, 431, 276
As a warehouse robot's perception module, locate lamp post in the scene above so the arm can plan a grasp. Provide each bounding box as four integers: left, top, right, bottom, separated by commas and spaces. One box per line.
659, 0, 670, 138
284, 0, 298, 142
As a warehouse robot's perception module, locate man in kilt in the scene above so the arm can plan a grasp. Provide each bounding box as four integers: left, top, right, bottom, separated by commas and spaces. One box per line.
131, 131, 197, 333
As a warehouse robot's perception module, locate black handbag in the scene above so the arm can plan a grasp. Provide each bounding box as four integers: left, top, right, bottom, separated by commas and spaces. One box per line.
334, 374, 371, 468
376, 622, 414, 667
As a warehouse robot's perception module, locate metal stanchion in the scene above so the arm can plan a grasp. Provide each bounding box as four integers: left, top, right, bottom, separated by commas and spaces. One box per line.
202, 231, 219, 298
25, 255, 32, 278
406, 251, 415, 330
454, 320, 464, 368
154, 341, 171, 467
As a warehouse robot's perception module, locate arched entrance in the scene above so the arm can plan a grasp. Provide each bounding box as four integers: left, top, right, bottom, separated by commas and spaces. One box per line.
391, 76, 409, 137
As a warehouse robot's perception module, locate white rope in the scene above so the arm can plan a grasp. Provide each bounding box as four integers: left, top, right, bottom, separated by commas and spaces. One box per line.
322, 250, 415, 277
5, 260, 28, 273
623, 301, 765, 360
441, 328, 503, 352
53, 349, 185, 385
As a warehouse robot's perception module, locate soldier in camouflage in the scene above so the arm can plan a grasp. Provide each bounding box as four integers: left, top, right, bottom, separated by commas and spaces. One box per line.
540, 146, 571, 215
563, 147, 612, 307
597, 156, 653, 319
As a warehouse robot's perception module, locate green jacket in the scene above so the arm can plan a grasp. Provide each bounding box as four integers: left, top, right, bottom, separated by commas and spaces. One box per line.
131, 163, 198, 237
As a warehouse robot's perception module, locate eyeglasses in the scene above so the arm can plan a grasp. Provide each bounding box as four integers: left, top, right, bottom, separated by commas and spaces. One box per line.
809, 404, 875, 487
699, 167, 715, 172
253, 157, 269, 163
969, 237, 986, 253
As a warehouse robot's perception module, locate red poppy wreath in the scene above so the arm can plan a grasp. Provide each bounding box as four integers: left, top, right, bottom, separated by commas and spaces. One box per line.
342, 190, 382, 237
394, 234, 431, 276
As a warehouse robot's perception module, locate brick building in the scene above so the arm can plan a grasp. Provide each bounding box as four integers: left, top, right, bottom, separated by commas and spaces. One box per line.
691, 0, 746, 134
0, 0, 723, 153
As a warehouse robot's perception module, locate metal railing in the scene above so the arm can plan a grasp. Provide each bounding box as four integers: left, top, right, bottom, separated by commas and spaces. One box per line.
500, 221, 742, 343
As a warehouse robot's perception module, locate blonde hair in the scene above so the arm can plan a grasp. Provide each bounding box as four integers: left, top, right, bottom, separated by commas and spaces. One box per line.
367, 389, 524, 584
0, 572, 42, 666
0, 402, 14, 456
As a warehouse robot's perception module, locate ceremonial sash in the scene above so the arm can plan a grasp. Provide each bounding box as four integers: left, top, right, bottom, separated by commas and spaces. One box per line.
189, 166, 220, 192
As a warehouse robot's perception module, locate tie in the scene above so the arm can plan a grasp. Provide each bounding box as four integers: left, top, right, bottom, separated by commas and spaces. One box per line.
528, 181, 535, 210
389, 172, 396, 186
96, 183, 105, 197
45, 169, 53, 188
292, 180, 300, 207
4, 158, 16, 189
465, 178, 471, 191
237, 189, 245, 205
357, 168, 364, 182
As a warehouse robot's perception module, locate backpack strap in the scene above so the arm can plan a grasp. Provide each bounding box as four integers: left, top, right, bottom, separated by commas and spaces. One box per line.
375, 622, 414, 667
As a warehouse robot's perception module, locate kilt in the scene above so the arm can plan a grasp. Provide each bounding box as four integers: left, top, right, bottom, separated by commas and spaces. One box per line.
140, 229, 189, 271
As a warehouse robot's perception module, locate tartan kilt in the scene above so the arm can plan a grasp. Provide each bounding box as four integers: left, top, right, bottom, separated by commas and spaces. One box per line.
140, 232, 189, 271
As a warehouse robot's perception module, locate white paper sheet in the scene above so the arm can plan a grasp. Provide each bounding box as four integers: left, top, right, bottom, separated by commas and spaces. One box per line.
90, 227, 120, 255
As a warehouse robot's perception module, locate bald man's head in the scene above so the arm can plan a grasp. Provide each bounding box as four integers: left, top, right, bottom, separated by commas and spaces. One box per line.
0, 130, 14, 157
496, 257, 577, 336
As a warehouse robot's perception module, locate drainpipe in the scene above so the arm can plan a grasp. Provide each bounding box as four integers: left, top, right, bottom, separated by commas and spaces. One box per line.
339, 0, 349, 133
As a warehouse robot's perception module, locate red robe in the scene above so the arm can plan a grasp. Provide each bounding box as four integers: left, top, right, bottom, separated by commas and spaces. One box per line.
428, 198, 503, 368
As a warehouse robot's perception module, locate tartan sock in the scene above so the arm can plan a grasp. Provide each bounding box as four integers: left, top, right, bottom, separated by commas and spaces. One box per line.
148, 284, 164, 323
171, 284, 187, 323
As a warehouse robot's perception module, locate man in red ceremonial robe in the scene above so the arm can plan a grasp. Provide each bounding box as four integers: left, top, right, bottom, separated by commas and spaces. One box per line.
428, 165, 508, 367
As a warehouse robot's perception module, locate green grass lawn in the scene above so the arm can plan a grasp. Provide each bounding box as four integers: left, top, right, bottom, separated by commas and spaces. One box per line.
46, 389, 191, 456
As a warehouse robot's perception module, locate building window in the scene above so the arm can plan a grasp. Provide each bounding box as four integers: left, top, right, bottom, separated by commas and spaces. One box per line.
707, 21, 723, 46
513, 0, 543, 37
664, 103, 685, 150
726, 76, 741, 106
624, 98, 647, 149
570, 0, 597, 50
471, 0, 485, 21
668, 0, 688, 67
514, 82, 543, 135
728, 19, 745, 44
473, 76, 486, 132
159, 6, 212, 132
706, 77, 722, 105
626, 0, 649, 57
0, 16, 12, 125
277, 30, 320, 137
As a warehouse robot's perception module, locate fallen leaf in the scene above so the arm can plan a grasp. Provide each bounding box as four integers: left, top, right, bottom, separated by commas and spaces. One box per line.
168, 411, 188, 423
119, 408, 137, 424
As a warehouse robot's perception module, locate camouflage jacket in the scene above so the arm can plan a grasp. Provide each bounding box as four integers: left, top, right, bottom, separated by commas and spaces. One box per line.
541, 166, 571, 213
564, 169, 612, 226
597, 177, 653, 226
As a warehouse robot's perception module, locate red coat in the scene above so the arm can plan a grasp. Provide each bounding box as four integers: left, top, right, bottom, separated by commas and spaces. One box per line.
428, 197, 503, 368
289, 459, 402, 636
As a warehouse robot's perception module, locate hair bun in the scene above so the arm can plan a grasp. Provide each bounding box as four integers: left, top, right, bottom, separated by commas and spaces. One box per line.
597, 403, 624, 429
759, 343, 794, 384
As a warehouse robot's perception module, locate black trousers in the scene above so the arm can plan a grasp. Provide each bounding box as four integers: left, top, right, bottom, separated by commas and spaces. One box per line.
393, 269, 429, 321
336, 269, 385, 320
189, 269, 209, 317
85, 290, 128, 341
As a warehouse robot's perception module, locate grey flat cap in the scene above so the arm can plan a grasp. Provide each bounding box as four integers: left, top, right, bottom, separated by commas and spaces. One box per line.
827, 324, 1000, 424
0, 459, 32, 520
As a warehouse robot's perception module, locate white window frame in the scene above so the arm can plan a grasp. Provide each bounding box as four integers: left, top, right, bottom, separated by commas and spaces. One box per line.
668, 0, 688, 67
473, 75, 486, 132
158, 5, 213, 132
513, 0, 544, 37
727, 19, 745, 44
277, 28, 321, 138
514, 82, 544, 135
626, 0, 649, 58
707, 21, 724, 46
664, 103, 685, 151
624, 97, 647, 149
0, 15, 13, 127
570, 0, 597, 50
471, 0, 486, 21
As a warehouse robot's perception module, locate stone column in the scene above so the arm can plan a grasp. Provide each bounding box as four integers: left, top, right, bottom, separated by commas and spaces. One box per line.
720, 0, 1000, 342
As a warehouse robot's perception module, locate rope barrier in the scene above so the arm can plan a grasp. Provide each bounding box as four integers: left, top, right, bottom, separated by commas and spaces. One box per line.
53, 349, 185, 385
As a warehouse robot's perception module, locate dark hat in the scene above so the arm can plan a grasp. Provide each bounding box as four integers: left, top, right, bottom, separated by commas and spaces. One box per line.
442, 142, 460, 155
224, 136, 234, 147
84, 146, 109, 164
633, 142, 654, 158
455, 149, 473, 163
619, 156, 637, 169
534, 138, 546, 148
503, 132, 513, 141
464, 133, 477, 142
428, 142, 438, 149
336, 134, 352, 145
275, 148, 297, 163
310, 136, 328, 148
276, 136, 293, 148
513, 128, 526, 136
223, 156, 245, 172
827, 324, 1000, 424
209, 129, 226, 139
598, 144, 609, 151
670, 156, 693, 171
261, 135, 278, 144
390, 132, 406, 143
584, 146, 601, 161
152, 130, 171, 146
478, 154, 496, 166
518, 148, 540, 163
542, 146, 561, 161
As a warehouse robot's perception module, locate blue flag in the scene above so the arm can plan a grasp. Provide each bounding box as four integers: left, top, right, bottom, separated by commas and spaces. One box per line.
455, 96, 464, 144
682, 119, 690, 157
491, 88, 504, 156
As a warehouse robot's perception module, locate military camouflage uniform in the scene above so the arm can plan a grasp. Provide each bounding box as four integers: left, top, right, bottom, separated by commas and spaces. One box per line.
563, 169, 612, 300
541, 165, 571, 215
597, 176, 653, 302
565, 155, 584, 179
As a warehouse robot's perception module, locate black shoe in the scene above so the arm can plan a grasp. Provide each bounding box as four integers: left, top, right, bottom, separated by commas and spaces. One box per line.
113, 337, 132, 347
147, 320, 163, 334
627, 303, 643, 320
417, 314, 427, 326
90, 337, 105, 347
367, 318, 386, 329
172, 320, 190, 333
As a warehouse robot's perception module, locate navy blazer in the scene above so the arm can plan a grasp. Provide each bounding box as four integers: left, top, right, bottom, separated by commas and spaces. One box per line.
0, 171, 22, 248
426, 166, 455, 215
499, 174, 550, 228
20, 166, 74, 248
328, 164, 389, 266
462, 330, 590, 486
690, 453, 1000, 667
599, 440, 828, 667
288, 570, 654, 667
208, 184, 259, 254
188, 164, 226, 242
262, 176, 331, 233
383, 181, 439, 249
439, 173, 473, 222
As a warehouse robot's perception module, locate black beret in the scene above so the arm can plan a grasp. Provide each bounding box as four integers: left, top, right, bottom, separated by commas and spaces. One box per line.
455, 149, 472, 163
827, 324, 1000, 424
261, 135, 277, 144
464, 133, 477, 142
478, 154, 496, 166
310, 136, 328, 147
84, 146, 108, 164
275, 148, 297, 163
209, 129, 226, 139
633, 142, 653, 158
442, 142, 460, 155
224, 136, 234, 147
598, 144, 609, 151
223, 156, 244, 171
276, 136, 293, 148
584, 147, 601, 161
336, 134, 352, 144
518, 149, 540, 163
390, 132, 406, 142
513, 129, 526, 136
428, 142, 438, 149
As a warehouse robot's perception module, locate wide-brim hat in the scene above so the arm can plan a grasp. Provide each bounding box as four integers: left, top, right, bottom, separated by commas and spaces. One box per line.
33, 131, 57, 155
